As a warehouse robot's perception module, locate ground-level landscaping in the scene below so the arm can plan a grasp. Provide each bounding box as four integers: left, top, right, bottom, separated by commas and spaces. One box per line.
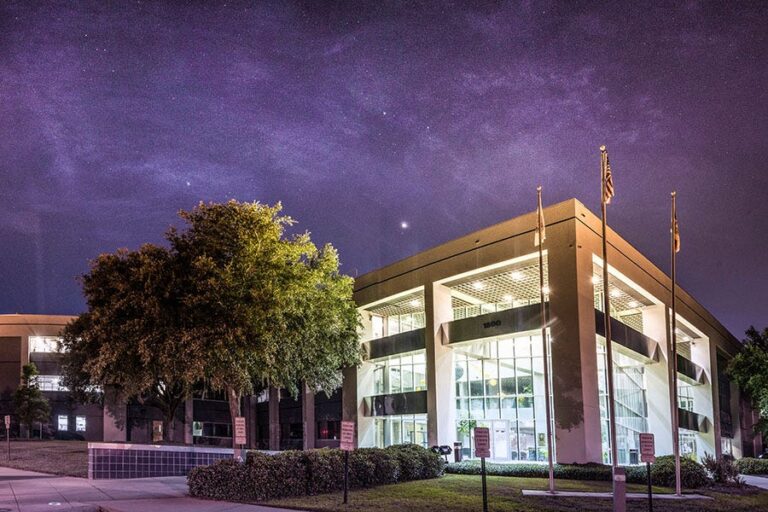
267, 473, 768, 512
0, 440, 88, 478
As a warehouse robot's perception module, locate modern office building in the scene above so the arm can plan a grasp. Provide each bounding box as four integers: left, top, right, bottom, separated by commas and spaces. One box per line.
1, 198, 762, 463
345, 198, 762, 464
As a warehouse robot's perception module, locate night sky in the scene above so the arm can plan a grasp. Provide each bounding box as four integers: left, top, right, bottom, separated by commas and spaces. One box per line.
1, 1, 766, 337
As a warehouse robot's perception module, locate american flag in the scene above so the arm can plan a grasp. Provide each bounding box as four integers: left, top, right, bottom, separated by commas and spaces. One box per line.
601, 146, 615, 205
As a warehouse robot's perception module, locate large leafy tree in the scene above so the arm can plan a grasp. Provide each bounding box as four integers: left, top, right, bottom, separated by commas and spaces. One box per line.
13, 363, 51, 438
168, 201, 361, 442
728, 326, 768, 438
61, 244, 199, 442
62, 200, 361, 446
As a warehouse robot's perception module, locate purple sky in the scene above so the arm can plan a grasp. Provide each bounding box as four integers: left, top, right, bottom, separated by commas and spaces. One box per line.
1, 1, 766, 337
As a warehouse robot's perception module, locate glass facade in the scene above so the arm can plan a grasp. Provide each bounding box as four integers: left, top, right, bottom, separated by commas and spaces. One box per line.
385, 312, 425, 336
36, 375, 68, 391
374, 414, 428, 447
454, 334, 553, 461
29, 336, 61, 353
597, 339, 649, 465
372, 351, 427, 395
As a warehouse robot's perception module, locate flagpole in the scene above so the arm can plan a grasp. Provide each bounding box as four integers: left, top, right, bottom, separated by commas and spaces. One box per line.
537, 186, 555, 494
670, 191, 682, 496
600, 146, 619, 473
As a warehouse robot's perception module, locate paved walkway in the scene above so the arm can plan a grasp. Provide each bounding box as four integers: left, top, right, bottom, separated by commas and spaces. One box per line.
0, 467, 297, 512
743, 474, 768, 490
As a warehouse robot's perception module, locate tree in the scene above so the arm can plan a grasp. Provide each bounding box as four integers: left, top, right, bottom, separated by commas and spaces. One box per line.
13, 363, 51, 438
728, 326, 768, 438
168, 201, 362, 447
62, 200, 361, 447
61, 244, 198, 443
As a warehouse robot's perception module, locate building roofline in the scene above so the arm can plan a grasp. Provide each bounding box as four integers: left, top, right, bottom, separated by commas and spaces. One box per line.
354, 197, 741, 350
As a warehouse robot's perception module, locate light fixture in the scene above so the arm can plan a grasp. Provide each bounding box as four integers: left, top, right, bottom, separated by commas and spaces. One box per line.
610, 288, 621, 298
409, 299, 421, 307
489, 378, 498, 387
542, 285, 550, 294
502, 294, 513, 302
591, 276, 601, 285
472, 281, 485, 290
628, 300, 639, 308
511, 271, 524, 281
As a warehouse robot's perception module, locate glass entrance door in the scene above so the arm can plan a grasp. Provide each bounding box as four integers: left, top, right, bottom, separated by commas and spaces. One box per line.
492, 420, 509, 460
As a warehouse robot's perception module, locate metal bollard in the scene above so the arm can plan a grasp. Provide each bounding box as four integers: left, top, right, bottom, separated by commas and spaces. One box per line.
453, 442, 462, 463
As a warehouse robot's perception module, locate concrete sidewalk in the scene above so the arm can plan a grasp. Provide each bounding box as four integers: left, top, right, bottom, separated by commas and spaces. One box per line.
743, 474, 768, 490
0, 467, 297, 512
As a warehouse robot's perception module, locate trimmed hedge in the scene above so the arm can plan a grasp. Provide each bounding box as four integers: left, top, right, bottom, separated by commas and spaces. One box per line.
447, 455, 710, 489
188, 444, 444, 502
736, 457, 768, 475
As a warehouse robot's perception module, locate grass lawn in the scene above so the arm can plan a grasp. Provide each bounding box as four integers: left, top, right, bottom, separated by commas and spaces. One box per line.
267, 474, 768, 512
0, 440, 88, 478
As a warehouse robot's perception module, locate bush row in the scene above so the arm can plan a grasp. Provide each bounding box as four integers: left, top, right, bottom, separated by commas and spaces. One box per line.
736, 457, 768, 475
446, 455, 710, 488
188, 444, 445, 502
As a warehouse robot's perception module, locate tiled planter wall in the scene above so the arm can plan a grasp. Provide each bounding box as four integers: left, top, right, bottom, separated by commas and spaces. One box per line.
88, 442, 233, 479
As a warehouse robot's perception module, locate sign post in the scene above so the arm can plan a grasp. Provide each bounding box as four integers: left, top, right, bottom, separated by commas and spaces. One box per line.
340, 421, 355, 505
474, 427, 490, 512
639, 433, 656, 512
4, 415, 10, 461
234, 416, 247, 461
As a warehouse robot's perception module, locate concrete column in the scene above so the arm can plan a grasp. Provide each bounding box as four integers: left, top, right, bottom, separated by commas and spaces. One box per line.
642, 305, 673, 456
354, 310, 376, 447
184, 398, 194, 445
691, 337, 715, 459
424, 282, 455, 447
102, 387, 127, 442
268, 386, 280, 451
547, 225, 603, 464
302, 384, 316, 450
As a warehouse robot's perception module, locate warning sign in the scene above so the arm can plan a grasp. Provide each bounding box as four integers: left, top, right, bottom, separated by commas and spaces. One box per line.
639, 433, 655, 463
474, 427, 491, 458
340, 421, 355, 451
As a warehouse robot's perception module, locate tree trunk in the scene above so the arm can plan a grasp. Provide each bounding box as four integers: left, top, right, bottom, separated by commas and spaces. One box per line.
227, 386, 241, 450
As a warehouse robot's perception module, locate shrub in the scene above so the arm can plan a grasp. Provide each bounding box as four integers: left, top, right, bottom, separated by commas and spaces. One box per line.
736, 457, 768, 475
188, 444, 444, 503
702, 453, 741, 484
650, 455, 710, 489
386, 444, 445, 480
447, 457, 710, 488
245, 450, 308, 500
304, 449, 345, 495
188, 459, 251, 501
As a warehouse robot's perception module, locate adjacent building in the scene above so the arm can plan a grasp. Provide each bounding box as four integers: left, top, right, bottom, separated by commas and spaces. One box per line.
0, 198, 762, 463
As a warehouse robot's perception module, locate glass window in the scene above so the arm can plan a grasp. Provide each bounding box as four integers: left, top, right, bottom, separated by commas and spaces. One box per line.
36, 375, 68, 391
317, 421, 340, 440
58, 415, 68, 431
76, 416, 86, 432
454, 333, 554, 461
29, 336, 61, 353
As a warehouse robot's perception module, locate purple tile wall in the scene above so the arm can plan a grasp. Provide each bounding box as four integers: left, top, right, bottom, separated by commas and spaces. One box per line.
88, 445, 232, 479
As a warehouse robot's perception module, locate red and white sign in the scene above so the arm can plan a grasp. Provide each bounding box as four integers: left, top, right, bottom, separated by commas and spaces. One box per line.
3, 415, 9, 429
639, 433, 655, 463
234, 416, 247, 445
474, 427, 491, 458
340, 421, 355, 451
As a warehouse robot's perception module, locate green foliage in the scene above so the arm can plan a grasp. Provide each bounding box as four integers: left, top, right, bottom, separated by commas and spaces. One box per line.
188, 445, 444, 502
167, 201, 362, 424
61, 200, 361, 441
12, 363, 51, 435
60, 244, 194, 441
447, 456, 710, 488
649, 455, 710, 488
736, 457, 768, 475
386, 443, 446, 480
702, 453, 742, 484
728, 326, 768, 437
